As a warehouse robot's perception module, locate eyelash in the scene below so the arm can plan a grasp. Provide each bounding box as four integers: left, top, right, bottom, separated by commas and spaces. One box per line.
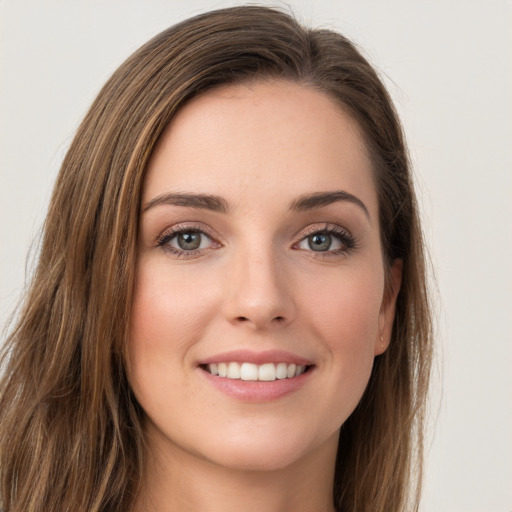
156, 223, 356, 259
156, 224, 219, 258
294, 224, 357, 257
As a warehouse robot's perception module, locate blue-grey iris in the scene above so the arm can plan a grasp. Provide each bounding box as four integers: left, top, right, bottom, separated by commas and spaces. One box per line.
308, 233, 331, 251
178, 232, 201, 250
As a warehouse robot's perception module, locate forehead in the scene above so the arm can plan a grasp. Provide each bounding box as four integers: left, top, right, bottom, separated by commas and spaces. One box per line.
143, 81, 377, 218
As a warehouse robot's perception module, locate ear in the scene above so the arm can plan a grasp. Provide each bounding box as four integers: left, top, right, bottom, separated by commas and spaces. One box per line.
375, 258, 403, 355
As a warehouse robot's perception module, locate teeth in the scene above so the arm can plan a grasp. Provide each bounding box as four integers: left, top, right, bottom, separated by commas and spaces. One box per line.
218, 362, 228, 377
205, 362, 308, 381
227, 362, 241, 379
276, 363, 288, 379
258, 363, 275, 381
287, 363, 296, 378
240, 363, 258, 381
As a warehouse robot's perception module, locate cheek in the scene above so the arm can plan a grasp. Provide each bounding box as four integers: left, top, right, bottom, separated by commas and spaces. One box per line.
129, 261, 217, 351
127, 260, 220, 402
298, 265, 384, 398
271, 264, 385, 438
302, 264, 383, 344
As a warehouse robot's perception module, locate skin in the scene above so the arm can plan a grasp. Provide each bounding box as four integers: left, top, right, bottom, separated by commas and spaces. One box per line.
128, 81, 401, 512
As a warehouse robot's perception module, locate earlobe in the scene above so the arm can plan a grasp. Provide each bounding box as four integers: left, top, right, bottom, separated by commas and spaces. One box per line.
375, 258, 403, 355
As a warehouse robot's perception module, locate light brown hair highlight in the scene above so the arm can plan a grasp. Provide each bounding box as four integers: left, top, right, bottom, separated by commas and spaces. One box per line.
0, 6, 433, 512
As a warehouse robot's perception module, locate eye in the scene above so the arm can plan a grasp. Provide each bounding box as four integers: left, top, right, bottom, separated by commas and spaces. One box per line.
297, 232, 343, 252
173, 231, 206, 251
302, 233, 337, 252
295, 225, 356, 254
157, 225, 220, 257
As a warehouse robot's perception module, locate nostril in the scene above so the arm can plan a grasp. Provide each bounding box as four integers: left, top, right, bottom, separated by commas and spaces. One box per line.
232, 314, 287, 326
235, 315, 285, 322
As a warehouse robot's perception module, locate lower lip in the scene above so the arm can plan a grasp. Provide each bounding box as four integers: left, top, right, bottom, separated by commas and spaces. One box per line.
199, 367, 314, 402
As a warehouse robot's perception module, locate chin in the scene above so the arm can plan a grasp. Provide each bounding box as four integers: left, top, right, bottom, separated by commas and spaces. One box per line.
190, 425, 339, 473
210, 445, 303, 472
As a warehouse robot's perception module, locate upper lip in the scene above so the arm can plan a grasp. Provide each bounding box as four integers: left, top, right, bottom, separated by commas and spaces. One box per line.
198, 349, 313, 366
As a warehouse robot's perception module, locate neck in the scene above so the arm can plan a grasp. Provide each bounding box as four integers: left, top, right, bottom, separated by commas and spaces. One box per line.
130, 427, 338, 512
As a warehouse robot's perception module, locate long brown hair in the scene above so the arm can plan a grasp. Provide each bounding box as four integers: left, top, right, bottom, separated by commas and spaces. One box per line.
0, 6, 433, 511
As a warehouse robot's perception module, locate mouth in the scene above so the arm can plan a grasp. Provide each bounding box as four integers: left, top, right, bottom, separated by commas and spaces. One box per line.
200, 362, 312, 381
197, 350, 315, 401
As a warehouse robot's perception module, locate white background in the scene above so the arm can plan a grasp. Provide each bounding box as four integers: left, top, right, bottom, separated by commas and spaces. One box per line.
1, 1, 511, 511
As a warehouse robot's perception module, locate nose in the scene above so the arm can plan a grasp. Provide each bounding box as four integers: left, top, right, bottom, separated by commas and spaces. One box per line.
222, 244, 296, 330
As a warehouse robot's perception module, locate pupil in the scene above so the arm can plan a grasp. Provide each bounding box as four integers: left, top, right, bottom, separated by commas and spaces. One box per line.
178, 231, 201, 250
308, 233, 331, 251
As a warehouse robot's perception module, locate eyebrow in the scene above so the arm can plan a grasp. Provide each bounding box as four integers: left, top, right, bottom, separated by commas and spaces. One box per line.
290, 191, 370, 219
143, 189, 369, 219
143, 192, 230, 213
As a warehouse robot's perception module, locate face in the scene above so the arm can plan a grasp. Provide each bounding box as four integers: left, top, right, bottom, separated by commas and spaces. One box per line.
128, 81, 400, 473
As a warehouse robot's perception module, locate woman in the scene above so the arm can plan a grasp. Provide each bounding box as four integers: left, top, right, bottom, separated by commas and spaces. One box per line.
0, 5, 433, 512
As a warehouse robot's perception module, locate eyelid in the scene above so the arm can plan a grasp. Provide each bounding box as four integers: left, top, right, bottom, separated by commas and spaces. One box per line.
154, 221, 356, 258
156, 222, 222, 257
297, 223, 352, 238
292, 223, 357, 254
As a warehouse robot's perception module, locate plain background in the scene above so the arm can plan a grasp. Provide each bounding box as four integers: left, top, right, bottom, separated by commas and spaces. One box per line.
0, 1, 511, 510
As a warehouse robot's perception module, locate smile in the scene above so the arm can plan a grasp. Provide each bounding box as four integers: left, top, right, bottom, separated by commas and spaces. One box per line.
205, 362, 308, 381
